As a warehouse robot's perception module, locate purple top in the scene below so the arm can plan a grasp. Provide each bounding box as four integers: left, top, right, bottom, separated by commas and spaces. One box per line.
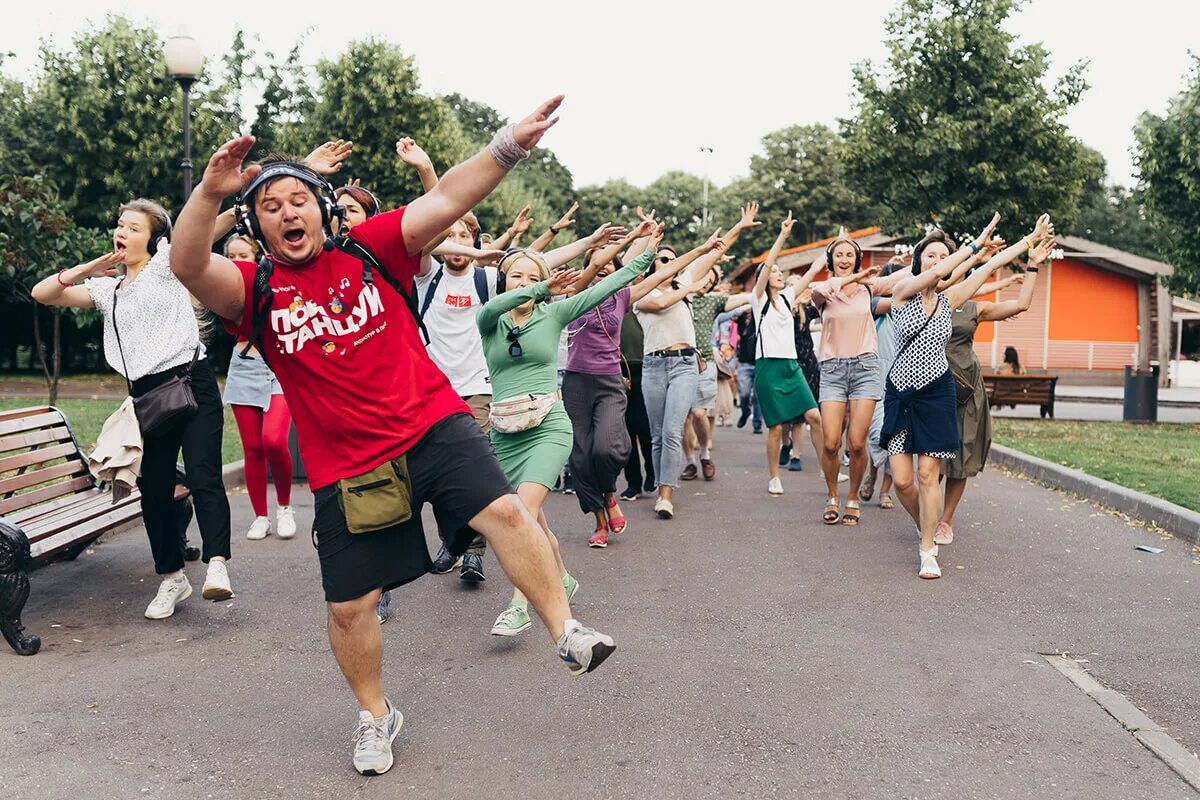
565, 287, 631, 376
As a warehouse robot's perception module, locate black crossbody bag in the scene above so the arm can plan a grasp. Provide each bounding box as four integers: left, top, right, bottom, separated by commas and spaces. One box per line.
113, 280, 199, 437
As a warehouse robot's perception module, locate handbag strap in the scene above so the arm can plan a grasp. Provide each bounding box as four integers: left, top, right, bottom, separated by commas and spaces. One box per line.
888, 295, 939, 383
112, 278, 200, 395
594, 306, 631, 381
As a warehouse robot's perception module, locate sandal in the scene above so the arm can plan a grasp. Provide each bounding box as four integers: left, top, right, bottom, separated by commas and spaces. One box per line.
588, 527, 608, 548
858, 475, 876, 502
822, 497, 841, 525
841, 500, 861, 526
933, 521, 954, 545
919, 546, 941, 579
605, 496, 627, 534
879, 493, 894, 510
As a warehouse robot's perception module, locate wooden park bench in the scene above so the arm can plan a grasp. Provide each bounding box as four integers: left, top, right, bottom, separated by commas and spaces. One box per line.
0, 406, 193, 656
982, 374, 1059, 419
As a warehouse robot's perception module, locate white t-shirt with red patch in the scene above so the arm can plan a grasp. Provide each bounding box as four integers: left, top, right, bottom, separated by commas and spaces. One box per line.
414, 265, 498, 397
225, 207, 469, 490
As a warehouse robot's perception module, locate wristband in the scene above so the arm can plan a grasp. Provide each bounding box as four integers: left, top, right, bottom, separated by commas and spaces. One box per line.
968, 242, 979, 254
548, 226, 559, 235
487, 124, 530, 171
56, 268, 73, 287
1027, 266, 1039, 273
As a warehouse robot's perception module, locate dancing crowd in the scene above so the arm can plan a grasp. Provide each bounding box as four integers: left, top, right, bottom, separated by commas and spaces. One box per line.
29, 94, 1054, 777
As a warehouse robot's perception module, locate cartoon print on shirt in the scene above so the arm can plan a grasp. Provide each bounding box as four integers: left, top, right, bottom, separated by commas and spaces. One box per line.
270, 282, 387, 355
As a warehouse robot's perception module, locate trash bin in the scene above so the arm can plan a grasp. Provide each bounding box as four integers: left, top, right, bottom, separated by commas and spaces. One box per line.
1122, 365, 1159, 423
288, 423, 307, 481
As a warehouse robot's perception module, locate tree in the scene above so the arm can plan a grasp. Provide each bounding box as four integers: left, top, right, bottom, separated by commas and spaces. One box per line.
1135, 55, 1200, 295
841, 0, 1100, 240
0, 176, 107, 401
573, 179, 644, 236
13, 16, 242, 229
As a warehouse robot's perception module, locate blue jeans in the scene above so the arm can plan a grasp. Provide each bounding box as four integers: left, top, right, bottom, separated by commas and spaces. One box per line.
736, 362, 763, 431
642, 353, 700, 489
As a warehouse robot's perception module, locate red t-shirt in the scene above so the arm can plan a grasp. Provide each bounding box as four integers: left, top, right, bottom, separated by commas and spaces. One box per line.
225, 207, 469, 490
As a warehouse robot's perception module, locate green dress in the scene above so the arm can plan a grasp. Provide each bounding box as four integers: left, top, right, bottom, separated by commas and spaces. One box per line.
944, 300, 992, 479
477, 252, 654, 489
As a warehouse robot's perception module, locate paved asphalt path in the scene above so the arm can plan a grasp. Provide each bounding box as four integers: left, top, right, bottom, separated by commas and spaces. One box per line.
3, 427, 1198, 799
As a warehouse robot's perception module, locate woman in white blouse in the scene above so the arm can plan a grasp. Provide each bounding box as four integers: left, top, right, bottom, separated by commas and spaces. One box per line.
32, 199, 233, 621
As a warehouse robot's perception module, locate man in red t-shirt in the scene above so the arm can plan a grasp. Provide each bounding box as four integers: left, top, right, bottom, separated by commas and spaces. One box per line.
170, 97, 616, 777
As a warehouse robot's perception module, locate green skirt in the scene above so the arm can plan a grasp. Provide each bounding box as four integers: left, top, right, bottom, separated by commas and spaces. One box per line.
754, 358, 817, 428
490, 403, 573, 489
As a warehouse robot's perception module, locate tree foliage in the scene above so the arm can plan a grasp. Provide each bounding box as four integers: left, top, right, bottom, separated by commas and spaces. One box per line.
841, 0, 1100, 239
1135, 55, 1200, 294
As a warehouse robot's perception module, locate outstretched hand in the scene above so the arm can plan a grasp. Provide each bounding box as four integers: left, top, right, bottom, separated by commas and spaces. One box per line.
547, 268, 582, 296
589, 223, 628, 246
304, 139, 353, 175
552, 201, 579, 232
738, 201, 762, 229
78, 251, 124, 278
780, 211, 796, 236
629, 218, 657, 240
702, 228, 724, 251
1029, 237, 1055, 265
1031, 213, 1054, 242
510, 205, 533, 235
200, 135, 260, 199
646, 222, 665, 253
513, 95, 563, 151
472, 248, 507, 266
973, 212, 1001, 248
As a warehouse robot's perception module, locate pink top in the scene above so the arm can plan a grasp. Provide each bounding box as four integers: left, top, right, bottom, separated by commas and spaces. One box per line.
810, 281, 878, 360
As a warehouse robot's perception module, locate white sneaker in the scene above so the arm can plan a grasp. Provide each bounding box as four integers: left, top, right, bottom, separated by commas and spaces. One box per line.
768, 477, 784, 495
654, 497, 674, 519
145, 574, 192, 620
246, 515, 271, 541
276, 506, 296, 539
352, 700, 404, 776
202, 559, 234, 601
837, 473, 850, 483
933, 521, 954, 546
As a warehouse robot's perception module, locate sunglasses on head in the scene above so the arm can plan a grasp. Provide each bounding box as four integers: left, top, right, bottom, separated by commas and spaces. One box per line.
507, 326, 524, 358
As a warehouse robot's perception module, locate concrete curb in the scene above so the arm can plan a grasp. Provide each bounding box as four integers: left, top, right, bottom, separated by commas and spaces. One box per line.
990, 444, 1200, 545
222, 459, 245, 488
1055, 395, 1200, 409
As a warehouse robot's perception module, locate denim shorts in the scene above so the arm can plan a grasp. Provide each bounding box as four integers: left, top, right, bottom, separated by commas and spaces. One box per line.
818, 353, 883, 403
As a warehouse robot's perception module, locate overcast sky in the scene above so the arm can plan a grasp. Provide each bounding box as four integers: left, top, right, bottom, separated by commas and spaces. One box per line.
2, 1, 1196, 191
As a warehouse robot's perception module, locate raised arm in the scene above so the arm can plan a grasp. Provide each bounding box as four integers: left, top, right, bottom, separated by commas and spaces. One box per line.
891, 212, 1001, 304
475, 267, 580, 332
529, 201, 578, 252
30, 252, 124, 309
431, 240, 505, 264
396, 137, 439, 192
754, 212, 794, 300
491, 205, 532, 251
403, 96, 562, 257
977, 242, 1049, 321
171, 135, 258, 321
687, 201, 762, 283
946, 216, 1053, 309
545, 223, 627, 270
631, 230, 722, 307
551, 250, 657, 325
972, 272, 1022, 298
570, 220, 657, 294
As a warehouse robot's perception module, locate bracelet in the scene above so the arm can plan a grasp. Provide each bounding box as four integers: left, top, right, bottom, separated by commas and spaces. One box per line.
487, 124, 530, 171
56, 268, 73, 287
968, 242, 979, 254
548, 226, 559, 235
1024, 238, 1035, 251
1027, 266, 1039, 273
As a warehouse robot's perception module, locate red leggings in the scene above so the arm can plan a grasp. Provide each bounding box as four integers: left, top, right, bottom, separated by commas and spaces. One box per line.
232, 395, 293, 517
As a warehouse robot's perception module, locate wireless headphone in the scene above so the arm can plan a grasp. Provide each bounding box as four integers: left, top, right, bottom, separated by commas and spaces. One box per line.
235, 162, 344, 253
148, 214, 173, 256
826, 237, 862, 272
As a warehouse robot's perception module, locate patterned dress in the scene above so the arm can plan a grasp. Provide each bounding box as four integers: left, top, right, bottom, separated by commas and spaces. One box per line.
886, 293, 957, 459
794, 304, 821, 397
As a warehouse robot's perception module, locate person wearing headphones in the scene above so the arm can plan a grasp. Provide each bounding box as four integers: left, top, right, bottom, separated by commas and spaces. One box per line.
31, 199, 234, 620
170, 98, 619, 778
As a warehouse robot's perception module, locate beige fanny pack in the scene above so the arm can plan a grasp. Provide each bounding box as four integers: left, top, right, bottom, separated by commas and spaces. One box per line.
489, 390, 561, 434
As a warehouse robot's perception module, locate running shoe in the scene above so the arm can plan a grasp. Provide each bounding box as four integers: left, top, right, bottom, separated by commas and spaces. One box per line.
563, 572, 580, 602
787, 457, 802, 472
736, 409, 750, 428
491, 601, 532, 636
557, 620, 616, 676
619, 486, 640, 502
459, 552, 485, 584
768, 477, 784, 495
352, 699, 403, 776
431, 545, 458, 574
145, 573, 191, 620
778, 443, 792, 466
654, 498, 674, 519
276, 505, 297, 539
246, 516, 271, 541
201, 560, 233, 601
752, 427, 763, 435
376, 591, 392, 625
562, 474, 576, 495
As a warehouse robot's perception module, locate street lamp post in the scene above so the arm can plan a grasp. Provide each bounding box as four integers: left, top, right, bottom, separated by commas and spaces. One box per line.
164, 34, 205, 204
700, 146, 713, 227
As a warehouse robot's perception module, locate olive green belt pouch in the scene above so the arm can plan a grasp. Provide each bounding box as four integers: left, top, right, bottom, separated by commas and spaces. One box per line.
336, 456, 413, 534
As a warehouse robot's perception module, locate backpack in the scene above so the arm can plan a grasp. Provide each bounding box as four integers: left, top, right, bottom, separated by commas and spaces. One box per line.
245, 235, 428, 364
417, 264, 492, 320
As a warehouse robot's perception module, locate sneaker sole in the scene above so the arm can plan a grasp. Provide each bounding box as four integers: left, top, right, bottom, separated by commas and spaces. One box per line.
565, 581, 580, 602
491, 620, 533, 637
656, 510, 673, 520
202, 583, 234, 601
459, 570, 485, 584
588, 540, 607, 548
355, 711, 404, 776
277, 531, 296, 540
145, 583, 192, 620
570, 639, 617, 676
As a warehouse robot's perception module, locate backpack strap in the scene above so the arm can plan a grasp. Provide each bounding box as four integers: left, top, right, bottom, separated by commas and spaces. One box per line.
419, 265, 445, 319
472, 266, 490, 304
327, 234, 429, 345
246, 256, 277, 365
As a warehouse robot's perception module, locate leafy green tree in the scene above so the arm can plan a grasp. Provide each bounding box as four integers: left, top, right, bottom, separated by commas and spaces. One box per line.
0, 176, 107, 400
841, 0, 1100, 239
573, 179, 644, 236
13, 16, 241, 229
1135, 56, 1200, 294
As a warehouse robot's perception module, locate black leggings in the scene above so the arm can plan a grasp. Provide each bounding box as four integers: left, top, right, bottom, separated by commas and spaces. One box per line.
622, 363, 655, 491
133, 359, 231, 574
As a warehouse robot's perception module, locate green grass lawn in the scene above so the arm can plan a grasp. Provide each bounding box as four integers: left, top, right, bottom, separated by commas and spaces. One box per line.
0, 397, 244, 465
993, 418, 1200, 512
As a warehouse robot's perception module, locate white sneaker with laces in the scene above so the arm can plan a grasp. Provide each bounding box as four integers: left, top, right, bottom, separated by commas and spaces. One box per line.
202, 559, 234, 601
352, 700, 404, 776
246, 516, 271, 541
768, 477, 784, 495
654, 497, 674, 519
276, 506, 296, 539
145, 574, 192, 620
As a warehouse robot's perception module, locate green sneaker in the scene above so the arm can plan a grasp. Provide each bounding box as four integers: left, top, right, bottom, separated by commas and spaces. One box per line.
562, 573, 579, 603
490, 602, 532, 637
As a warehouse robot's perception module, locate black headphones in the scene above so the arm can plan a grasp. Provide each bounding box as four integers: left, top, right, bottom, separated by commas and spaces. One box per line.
235, 162, 344, 253
148, 214, 173, 256
826, 237, 862, 272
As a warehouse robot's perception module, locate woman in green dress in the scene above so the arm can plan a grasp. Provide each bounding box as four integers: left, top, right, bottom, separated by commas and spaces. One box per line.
477, 236, 661, 636
936, 245, 1047, 545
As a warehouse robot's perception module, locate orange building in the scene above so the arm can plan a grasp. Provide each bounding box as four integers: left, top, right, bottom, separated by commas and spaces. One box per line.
733, 229, 1175, 385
